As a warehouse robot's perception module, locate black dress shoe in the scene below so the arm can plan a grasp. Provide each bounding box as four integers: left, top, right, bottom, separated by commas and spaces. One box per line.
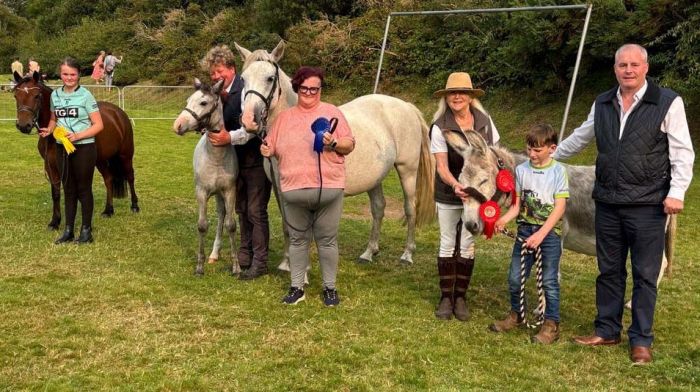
239, 265, 268, 280
54, 226, 74, 244
75, 225, 93, 244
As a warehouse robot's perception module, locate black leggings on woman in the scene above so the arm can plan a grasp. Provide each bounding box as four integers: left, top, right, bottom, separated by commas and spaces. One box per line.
57, 143, 97, 228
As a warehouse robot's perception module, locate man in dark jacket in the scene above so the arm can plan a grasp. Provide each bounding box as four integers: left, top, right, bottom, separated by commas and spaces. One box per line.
203, 45, 272, 280
554, 44, 694, 364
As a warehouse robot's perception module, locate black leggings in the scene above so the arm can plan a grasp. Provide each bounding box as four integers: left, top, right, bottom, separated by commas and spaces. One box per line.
57, 143, 97, 228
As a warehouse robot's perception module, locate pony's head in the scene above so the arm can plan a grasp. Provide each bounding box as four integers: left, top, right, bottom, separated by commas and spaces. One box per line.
173, 78, 224, 136
444, 130, 516, 235
13, 71, 46, 134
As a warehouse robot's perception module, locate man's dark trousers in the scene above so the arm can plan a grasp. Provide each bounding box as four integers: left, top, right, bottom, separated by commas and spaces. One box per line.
594, 201, 666, 347
236, 165, 272, 269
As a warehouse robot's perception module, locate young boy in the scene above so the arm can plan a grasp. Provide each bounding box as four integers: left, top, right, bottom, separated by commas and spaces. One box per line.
489, 123, 569, 344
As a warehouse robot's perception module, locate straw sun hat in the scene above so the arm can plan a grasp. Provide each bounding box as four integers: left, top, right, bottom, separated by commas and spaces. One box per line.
433, 72, 485, 98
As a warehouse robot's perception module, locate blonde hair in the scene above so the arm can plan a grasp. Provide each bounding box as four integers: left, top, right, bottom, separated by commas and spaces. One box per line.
431, 96, 489, 123
201, 45, 237, 71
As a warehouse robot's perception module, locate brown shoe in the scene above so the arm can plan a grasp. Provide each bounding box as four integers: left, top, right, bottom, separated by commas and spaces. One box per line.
532, 320, 560, 344
453, 297, 469, 321
435, 297, 453, 320
489, 311, 523, 332
630, 346, 652, 364
573, 334, 621, 346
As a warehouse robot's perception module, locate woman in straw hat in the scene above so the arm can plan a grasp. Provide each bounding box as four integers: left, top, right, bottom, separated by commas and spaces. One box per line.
430, 72, 500, 321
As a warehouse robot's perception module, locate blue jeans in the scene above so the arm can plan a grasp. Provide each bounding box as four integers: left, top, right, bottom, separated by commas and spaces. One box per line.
508, 224, 562, 322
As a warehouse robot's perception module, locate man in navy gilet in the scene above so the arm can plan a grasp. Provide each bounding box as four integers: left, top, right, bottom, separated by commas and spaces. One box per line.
554, 43, 694, 364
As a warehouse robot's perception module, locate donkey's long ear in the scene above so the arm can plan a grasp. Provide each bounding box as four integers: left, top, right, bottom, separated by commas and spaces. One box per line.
234, 42, 251, 62
463, 130, 488, 156
270, 40, 286, 63
32, 71, 41, 82
194, 78, 202, 90
444, 130, 472, 157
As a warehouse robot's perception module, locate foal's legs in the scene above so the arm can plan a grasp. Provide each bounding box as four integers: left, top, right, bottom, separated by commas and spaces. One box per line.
195, 187, 209, 276
358, 184, 385, 263
95, 162, 115, 217
208, 194, 225, 265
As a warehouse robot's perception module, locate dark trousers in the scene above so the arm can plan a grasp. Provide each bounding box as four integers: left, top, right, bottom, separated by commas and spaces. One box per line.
57, 143, 97, 228
235, 165, 272, 267
594, 201, 666, 347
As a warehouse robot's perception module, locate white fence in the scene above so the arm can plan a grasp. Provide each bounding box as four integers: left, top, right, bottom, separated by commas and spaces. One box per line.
0, 84, 191, 122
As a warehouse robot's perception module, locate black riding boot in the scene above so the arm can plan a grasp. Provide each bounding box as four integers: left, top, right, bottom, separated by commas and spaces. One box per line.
75, 225, 93, 244
435, 256, 456, 320
453, 257, 475, 321
54, 225, 74, 244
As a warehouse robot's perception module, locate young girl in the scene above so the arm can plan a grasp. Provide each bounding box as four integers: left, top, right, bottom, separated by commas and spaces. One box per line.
39, 58, 103, 244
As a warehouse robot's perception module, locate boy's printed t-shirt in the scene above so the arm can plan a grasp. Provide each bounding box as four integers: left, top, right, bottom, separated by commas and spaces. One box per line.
50, 86, 99, 145
515, 159, 569, 235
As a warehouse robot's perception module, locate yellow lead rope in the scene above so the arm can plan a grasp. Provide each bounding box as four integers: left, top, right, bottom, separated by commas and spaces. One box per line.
53, 126, 76, 154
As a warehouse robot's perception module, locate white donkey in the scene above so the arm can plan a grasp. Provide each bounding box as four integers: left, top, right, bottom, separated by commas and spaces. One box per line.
234, 41, 435, 269
442, 130, 675, 306
173, 79, 240, 276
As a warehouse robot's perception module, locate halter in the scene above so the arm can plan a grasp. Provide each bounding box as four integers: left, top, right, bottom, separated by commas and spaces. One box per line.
184, 95, 221, 134
14, 85, 43, 134
243, 60, 281, 139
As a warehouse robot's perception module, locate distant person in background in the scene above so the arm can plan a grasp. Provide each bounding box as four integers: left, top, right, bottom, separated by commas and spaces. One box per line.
28, 58, 40, 76
103, 51, 123, 91
11, 57, 23, 77
91, 51, 106, 84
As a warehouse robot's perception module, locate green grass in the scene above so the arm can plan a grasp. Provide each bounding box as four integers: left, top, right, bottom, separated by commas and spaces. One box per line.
0, 87, 698, 390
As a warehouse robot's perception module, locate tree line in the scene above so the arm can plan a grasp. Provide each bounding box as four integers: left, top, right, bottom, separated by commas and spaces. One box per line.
1, 0, 698, 107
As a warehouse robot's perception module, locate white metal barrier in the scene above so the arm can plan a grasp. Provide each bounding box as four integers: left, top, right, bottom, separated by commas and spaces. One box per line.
1, 83, 191, 122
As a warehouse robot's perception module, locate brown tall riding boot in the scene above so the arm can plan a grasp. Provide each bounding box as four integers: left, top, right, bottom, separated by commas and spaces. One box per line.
453, 257, 474, 321
532, 319, 560, 344
489, 311, 524, 332
435, 256, 456, 320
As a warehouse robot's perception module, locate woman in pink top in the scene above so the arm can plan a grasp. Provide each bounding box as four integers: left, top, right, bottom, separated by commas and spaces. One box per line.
91, 51, 105, 84
261, 66, 355, 307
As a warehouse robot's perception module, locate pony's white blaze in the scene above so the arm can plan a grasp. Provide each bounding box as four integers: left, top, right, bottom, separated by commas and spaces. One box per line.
236, 41, 435, 266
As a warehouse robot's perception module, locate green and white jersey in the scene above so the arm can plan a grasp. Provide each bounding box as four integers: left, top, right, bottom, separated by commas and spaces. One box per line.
515, 159, 569, 235
50, 86, 99, 145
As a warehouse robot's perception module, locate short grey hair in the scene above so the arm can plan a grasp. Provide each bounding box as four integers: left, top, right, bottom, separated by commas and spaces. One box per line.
615, 44, 648, 63
201, 45, 237, 71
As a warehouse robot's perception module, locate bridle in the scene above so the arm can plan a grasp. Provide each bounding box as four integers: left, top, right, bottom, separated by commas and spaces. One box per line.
243, 60, 281, 139
184, 93, 221, 134
462, 153, 514, 205
14, 85, 43, 134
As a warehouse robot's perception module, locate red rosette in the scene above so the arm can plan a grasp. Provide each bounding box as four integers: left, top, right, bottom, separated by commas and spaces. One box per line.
479, 200, 501, 239
496, 169, 516, 206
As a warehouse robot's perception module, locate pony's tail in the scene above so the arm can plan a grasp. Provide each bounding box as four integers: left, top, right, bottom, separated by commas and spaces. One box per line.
108, 155, 127, 198
414, 107, 436, 227
665, 213, 677, 277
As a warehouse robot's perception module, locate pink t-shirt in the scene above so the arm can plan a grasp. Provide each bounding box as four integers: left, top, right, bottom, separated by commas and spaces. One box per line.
266, 102, 354, 192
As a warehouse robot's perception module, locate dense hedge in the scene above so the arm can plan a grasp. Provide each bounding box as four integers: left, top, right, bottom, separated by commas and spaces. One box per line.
1, 0, 698, 105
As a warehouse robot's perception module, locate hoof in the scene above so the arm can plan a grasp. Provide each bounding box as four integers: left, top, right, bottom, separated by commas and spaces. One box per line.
356, 257, 371, 264
277, 259, 291, 272
207, 257, 217, 264
47, 223, 60, 231
101, 212, 114, 218
131, 205, 140, 213
230, 267, 241, 276
399, 258, 413, 266
194, 270, 204, 277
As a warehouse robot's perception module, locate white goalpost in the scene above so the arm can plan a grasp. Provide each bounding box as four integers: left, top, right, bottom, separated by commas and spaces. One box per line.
373, 4, 593, 141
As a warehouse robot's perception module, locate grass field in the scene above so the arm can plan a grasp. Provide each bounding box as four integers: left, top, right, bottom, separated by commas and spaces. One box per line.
0, 86, 698, 390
